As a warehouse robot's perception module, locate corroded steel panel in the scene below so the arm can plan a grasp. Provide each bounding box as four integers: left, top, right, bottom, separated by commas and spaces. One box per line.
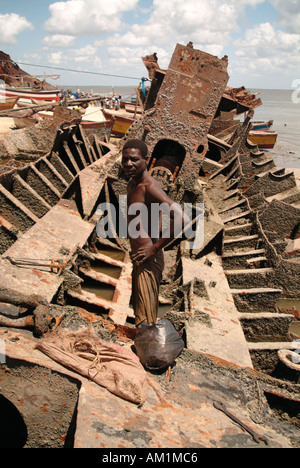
126, 43, 229, 191
162, 44, 229, 135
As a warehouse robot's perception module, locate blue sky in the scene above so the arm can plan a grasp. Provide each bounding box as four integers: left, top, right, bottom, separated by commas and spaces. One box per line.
0, 0, 299, 89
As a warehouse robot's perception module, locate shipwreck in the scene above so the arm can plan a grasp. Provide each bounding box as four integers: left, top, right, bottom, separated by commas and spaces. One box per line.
0, 43, 299, 449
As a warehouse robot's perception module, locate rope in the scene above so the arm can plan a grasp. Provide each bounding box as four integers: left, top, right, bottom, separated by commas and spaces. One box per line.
0, 59, 141, 81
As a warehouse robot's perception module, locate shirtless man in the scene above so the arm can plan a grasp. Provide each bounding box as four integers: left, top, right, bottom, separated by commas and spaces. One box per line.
121, 139, 186, 327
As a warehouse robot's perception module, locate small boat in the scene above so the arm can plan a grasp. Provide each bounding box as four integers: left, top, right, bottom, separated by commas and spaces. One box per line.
11, 101, 58, 128
102, 110, 135, 137
120, 97, 138, 108
247, 130, 278, 149
80, 119, 114, 141
124, 102, 143, 114
13, 115, 41, 129
0, 96, 19, 111
0, 85, 60, 102
17, 98, 50, 108
38, 103, 113, 140
252, 120, 273, 130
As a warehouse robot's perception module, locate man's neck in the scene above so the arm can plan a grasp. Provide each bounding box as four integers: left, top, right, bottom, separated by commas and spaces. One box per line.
131, 169, 148, 185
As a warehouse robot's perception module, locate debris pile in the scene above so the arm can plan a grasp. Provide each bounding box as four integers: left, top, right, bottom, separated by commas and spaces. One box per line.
0, 106, 82, 163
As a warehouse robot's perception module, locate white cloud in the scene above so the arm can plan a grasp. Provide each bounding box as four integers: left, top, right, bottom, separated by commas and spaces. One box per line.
231, 21, 300, 86
45, 0, 139, 36
231, 0, 265, 4
43, 34, 76, 48
270, 0, 300, 34
137, 0, 243, 46
107, 44, 169, 67
0, 13, 33, 44
234, 22, 300, 60
39, 0, 299, 88
73, 44, 98, 62
23, 52, 43, 64
99, 0, 253, 66
47, 42, 102, 72
48, 50, 64, 65
44, 0, 252, 55
95, 0, 238, 78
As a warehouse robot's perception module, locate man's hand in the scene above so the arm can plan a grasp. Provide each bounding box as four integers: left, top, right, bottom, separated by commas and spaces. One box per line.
130, 244, 157, 265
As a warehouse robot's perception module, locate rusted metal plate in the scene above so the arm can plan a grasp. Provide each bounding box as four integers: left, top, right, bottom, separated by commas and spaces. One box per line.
0, 199, 95, 302
168, 44, 229, 124
77, 146, 118, 218
127, 43, 230, 192
74, 352, 293, 449
0, 319, 298, 448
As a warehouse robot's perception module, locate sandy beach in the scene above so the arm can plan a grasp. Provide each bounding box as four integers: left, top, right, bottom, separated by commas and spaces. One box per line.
267, 143, 300, 188
0, 117, 15, 142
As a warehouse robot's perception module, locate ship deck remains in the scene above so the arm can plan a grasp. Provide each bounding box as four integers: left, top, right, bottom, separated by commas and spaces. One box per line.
0, 43, 299, 448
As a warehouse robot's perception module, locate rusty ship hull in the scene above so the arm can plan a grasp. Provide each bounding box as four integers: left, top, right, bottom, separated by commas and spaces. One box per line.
0, 43, 299, 449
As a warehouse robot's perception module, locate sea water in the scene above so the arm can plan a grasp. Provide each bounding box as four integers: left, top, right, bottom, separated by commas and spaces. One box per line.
63, 85, 137, 101
251, 89, 300, 168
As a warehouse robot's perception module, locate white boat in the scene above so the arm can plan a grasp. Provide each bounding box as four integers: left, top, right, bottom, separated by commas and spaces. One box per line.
252, 120, 274, 130
0, 85, 60, 102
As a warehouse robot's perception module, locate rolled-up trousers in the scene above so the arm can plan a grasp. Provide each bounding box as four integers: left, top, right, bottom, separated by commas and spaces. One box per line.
131, 250, 164, 326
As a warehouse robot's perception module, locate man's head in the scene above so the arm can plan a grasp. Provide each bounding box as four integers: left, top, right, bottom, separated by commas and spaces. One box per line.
122, 139, 149, 181
123, 139, 148, 158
